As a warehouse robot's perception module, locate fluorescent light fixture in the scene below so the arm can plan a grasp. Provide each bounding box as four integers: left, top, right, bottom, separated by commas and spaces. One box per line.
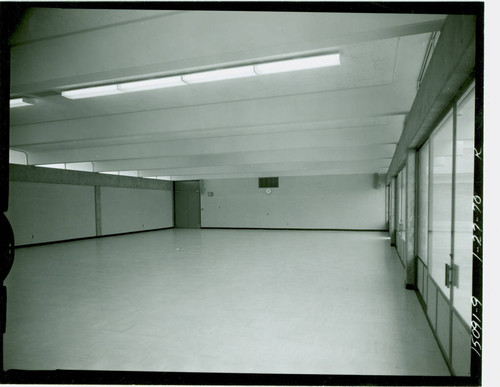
99, 171, 119, 175
182, 65, 256, 84
254, 53, 340, 75
10, 98, 34, 108
62, 85, 124, 99
59, 53, 341, 100
118, 76, 186, 92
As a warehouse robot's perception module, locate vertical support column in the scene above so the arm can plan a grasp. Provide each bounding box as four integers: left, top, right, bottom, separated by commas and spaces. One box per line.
385, 184, 389, 230
94, 185, 102, 236
405, 149, 417, 289
389, 176, 397, 246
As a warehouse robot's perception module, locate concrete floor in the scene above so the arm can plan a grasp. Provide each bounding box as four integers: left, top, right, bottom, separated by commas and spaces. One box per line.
4, 229, 449, 375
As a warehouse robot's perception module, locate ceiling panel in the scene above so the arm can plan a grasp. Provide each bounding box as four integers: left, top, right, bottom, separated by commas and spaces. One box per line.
8, 8, 446, 180
9, 9, 178, 45
10, 37, 407, 126
10, 11, 444, 93
13, 115, 405, 152
11, 82, 415, 147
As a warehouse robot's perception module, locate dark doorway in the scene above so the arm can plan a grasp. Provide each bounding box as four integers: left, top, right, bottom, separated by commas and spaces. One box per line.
174, 180, 201, 228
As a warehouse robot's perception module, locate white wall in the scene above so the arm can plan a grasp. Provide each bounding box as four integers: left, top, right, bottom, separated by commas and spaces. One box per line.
101, 187, 173, 235
201, 174, 386, 230
7, 181, 96, 245
7, 165, 174, 246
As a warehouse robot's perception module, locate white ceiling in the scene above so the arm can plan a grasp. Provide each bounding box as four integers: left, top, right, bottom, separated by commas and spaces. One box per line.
9, 9, 447, 181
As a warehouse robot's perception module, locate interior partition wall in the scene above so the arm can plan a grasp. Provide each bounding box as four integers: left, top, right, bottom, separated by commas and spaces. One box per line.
415, 83, 475, 376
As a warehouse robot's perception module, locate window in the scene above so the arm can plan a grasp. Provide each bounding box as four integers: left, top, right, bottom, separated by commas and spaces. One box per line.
413, 82, 476, 377
429, 111, 454, 295
65, 162, 94, 172
453, 87, 475, 324
35, 163, 66, 169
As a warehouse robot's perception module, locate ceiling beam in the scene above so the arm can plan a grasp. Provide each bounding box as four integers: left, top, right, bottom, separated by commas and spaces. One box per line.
88, 144, 396, 172
13, 115, 406, 152
25, 126, 401, 165
132, 159, 393, 178
11, 81, 413, 147
139, 159, 390, 180
167, 162, 390, 181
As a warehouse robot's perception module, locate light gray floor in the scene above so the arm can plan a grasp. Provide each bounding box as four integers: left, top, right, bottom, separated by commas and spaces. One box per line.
4, 229, 449, 375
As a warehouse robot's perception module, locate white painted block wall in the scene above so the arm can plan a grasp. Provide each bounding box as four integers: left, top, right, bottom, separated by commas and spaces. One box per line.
100, 187, 173, 235
6, 181, 174, 246
200, 174, 386, 230
7, 181, 96, 245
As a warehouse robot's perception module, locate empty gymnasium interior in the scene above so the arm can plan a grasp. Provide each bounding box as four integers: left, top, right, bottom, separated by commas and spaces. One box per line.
1, 4, 482, 383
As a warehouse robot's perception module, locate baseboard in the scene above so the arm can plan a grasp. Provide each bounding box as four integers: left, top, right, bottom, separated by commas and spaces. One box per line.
201, 227, 388, 232
15, 226, 174, 249
16, 227, 388, 248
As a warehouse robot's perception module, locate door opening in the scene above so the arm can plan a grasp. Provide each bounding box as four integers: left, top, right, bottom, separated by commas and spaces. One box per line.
174, 180, 201, 228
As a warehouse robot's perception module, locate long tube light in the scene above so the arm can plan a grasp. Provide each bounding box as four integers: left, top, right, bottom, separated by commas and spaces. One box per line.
182, 65, 256, 84
61, 52, 340, 99
254, 53, 341, 75
118, 75, 186, 92
10, 98, 34, 108
61, 85, 124, 99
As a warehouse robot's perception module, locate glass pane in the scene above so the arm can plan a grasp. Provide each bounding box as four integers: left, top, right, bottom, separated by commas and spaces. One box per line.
401, 166, 406, 241
65, 162, 94, 172
453, 87, 475, 323
418, 142, 430, 265
429, 112, 453, 297
35, 163, 66, 169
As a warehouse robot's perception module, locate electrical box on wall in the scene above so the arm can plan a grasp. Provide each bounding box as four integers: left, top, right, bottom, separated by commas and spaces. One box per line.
207, 192, 214, 197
